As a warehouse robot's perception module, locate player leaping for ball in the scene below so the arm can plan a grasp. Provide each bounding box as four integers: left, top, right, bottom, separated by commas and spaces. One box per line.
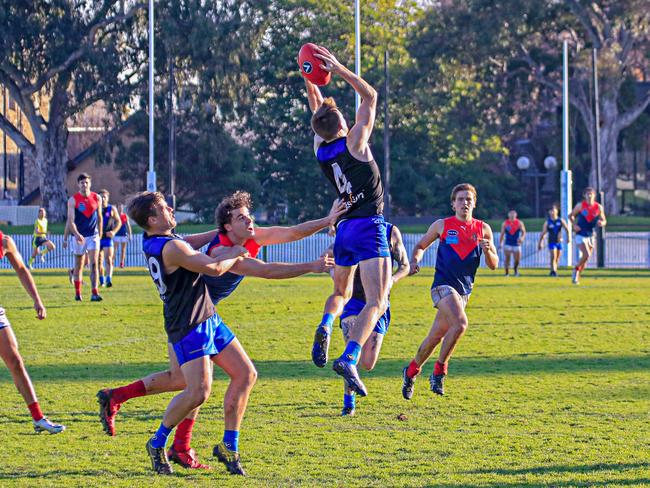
401, 184, 498, 399
303, 46, 390, 397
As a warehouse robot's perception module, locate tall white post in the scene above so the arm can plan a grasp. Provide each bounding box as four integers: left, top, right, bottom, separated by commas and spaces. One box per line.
354, 0, 361, 112
147, 0, 157, 192
561, 39, 573, 267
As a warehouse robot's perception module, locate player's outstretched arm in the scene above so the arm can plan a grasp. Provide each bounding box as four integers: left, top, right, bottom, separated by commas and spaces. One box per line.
3, 235, 46, 320
230, 254, 334, 279
480, 223, 499, 270
313, 47, 377, 154
390, 226, 410, 285
254, 199, 346, 246
409, 220, 443, 275
537, 222, 548, 250
164, 240, 246, 277
184, 229, 218, 250
304, 77, 324, 114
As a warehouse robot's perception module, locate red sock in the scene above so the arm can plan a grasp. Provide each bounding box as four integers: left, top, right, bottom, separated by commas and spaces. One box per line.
433, 361, 448, 376
406, 360, 421, 378
92, 288, 98, 296
74, 280, 82, 295
173, 418, 195, 452
28, 401, 44, 422
111, 380, 147, 404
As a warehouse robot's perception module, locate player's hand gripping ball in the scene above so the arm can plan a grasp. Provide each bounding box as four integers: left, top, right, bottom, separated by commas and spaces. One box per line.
298, 43, 331, 86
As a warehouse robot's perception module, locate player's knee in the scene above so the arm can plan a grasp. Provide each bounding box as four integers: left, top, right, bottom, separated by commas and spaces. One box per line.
455, 319, 469, 334
4, 350, 24, 372
244, 365, 257, 388
186, 385, 211, 407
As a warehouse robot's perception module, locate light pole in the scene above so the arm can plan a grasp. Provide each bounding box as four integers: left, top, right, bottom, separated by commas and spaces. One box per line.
592, 48, 605, 267
354, 0, 361, 112
560, 31, 573, 267
146, 0, 157, 192
383, 50, 390, 221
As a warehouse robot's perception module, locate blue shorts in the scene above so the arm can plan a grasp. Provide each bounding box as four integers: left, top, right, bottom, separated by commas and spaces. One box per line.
340, 297, 391, 335
548, 242, 562, 251
172, 313, 235, 367
334, 216, 390, 267
100, 237, 113, 249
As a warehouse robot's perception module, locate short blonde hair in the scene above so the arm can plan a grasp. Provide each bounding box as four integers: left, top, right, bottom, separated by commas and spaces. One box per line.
450, 183, 477, 203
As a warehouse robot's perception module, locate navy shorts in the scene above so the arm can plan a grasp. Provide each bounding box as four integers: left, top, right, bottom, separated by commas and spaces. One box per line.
548, 242, 562, 251
172, 313, 235, 367
100, 237, 113, 249
334, 216, 390, 267
32, 236, 47, 248
340, 297, 391, 335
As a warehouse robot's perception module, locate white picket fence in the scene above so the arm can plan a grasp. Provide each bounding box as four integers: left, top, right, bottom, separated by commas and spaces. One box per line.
4, 231, 649, 270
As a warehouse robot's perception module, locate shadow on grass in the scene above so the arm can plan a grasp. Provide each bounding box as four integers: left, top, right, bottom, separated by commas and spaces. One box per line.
0, 354, 648, 382
431, 478, 650, 488
465, 462, 650, 476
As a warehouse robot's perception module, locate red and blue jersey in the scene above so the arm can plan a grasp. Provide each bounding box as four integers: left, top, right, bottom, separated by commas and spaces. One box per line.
116, 212, 128, 237
503, 219, 522, 246
576, 201, 601, 237
74, 192, 100, 237
203, 233, 262, 304
432, 217, 484, 296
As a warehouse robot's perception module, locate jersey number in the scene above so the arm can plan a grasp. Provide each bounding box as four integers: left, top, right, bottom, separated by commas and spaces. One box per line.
332, 163, 352, 195
147, 256, 167, 296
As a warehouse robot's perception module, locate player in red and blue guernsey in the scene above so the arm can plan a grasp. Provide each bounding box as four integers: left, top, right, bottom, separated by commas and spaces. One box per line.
98, 189, 122, 288
97, 190, 341, 473
537, 204, 571, 277
569, 187, 607, 284
66, 173, 103, 301
303, 47, 391, 398
498, 210, 526, 276
402, 184, 498, 399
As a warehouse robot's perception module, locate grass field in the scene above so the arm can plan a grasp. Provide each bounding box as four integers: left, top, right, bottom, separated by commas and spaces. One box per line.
0, 268, 649, 487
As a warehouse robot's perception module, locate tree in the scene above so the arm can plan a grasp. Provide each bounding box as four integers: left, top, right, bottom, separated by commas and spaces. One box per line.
0, 1, 148, 220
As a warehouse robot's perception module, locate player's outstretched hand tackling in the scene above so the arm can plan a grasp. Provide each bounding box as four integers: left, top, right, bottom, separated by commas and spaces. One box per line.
327, 198, 347, 225
312, 255, 335, 273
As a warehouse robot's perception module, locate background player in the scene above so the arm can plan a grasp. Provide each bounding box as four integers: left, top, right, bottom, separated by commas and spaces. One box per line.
499, 210, 526, 276
537, 204, 571, 276
0, 230, 65, 434
304, 46, 391, 397
98, 190, 342, 472
66, 173, 103, 301
570, 187, 607, 284
402, 183, 498, 399
114, 203, 132, 269
323, 222, 409, 416
98, 190, 122, 287
28, 207, 55, 269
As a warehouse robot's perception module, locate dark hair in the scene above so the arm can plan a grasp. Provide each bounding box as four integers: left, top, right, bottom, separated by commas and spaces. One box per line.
215, 191, 252, 234
311, 97, 341, 141
549, 204, 559, 211
450, 183, 477, 203
583, 186, 596, 195
98, 189, 109, 196
77, 173, 91, 182
126, 191, 165, 229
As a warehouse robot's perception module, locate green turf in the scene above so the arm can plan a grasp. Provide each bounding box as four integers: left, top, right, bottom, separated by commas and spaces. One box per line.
0, 268, 648, 487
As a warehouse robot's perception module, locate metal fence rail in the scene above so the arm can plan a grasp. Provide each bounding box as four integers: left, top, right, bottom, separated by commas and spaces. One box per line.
2, 231, 649, 270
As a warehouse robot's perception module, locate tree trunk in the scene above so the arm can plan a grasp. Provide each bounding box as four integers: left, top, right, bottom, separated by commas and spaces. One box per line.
588, 97, 619, 215
36, 123, 69, 222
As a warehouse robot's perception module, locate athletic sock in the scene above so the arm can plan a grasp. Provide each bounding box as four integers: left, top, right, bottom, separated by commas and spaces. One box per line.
27, 401, 44, 422
173, 418, 195, 452
341, 341, 362, 365
99, 276, 104, 286
74, 280, 82, 295
111, 380, 147, 404
107, 275, 112, 285
150, 423, 172, 449
406, 360, 421, 378
223, 430, 239, 452
319, 313, 334, 331
433, 361, 448, 376
92, 287, 99, 296
343, 393, 356, 409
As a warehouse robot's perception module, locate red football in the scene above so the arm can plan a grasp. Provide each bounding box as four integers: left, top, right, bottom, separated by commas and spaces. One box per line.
298, 43, 331, 86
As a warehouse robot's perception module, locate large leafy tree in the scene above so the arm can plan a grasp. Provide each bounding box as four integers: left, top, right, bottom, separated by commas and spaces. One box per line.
0, 1, 148, 220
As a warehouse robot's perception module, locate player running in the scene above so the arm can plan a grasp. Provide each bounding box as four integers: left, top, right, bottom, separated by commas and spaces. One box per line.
0, 231, 65, 434
303, 46, 391, 397
323, 222, 409, 416
66, 173, 103, 301
401, 184, 498, 399
97, 190, 342, 474
499, 210, 526, 276
569, 187, 607, 284
28, 207, 55, 269
114, 204, 132, 268
537, 205, 571, 277
97, 190, 122, 287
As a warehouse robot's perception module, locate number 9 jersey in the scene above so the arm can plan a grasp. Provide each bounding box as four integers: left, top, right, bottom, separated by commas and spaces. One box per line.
143, 233, 215, 343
